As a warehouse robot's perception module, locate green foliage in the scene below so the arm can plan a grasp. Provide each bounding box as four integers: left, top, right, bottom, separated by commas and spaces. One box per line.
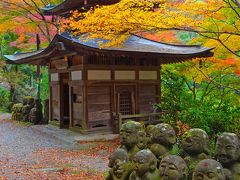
0, 32, 49, 111
169, 144, 182, 156
0, 31, 19, 57
40, 67, 49, 101
0, 87, 10, 112
159, 63, 240, 137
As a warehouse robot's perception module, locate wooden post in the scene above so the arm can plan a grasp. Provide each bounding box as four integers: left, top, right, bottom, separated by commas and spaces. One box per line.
36, 34, 41, 100
36, 34, 43, 124
37, 65, 41, 100
118, 113, 122, 133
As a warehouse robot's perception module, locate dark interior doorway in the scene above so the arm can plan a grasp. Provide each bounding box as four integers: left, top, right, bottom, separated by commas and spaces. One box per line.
60, 73, 70, 128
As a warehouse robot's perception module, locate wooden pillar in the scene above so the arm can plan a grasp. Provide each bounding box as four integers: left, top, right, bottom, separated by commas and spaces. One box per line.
48, 66, 52, 122
37, 65, 41, 100
158, 65, 162, 103
36, 34, 41, 100
69, 78, 73, 127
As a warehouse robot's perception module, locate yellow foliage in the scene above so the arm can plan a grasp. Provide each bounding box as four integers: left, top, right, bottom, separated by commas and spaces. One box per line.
63, 0, 239, 59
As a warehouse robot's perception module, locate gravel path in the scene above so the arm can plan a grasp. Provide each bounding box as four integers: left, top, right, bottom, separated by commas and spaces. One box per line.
0, 113, 114, 179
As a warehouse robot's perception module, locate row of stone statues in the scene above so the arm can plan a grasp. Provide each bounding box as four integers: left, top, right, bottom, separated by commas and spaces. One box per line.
107, 120, 240, 179
11, 96, 47, 125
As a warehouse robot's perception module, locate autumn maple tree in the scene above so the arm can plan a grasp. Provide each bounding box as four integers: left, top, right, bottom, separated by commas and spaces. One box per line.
0, 0, 61, 107
65, 0, 239, 58
64, 0, 240, 78
0, 0, 61, 47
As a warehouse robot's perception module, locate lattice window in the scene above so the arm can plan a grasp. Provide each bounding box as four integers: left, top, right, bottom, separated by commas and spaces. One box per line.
139, 58, 158, 66
119, 91, 132, 115
115, 56, 134, 65
87, 55, 112, 65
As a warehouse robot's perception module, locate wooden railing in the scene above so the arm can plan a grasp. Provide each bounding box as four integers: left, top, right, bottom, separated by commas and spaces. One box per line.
116, 112, 166, 132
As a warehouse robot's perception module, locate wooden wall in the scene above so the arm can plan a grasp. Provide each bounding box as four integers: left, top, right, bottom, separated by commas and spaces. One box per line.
72, 85, 84, 128
139, 84, 159, 114
87, 86, 112, 131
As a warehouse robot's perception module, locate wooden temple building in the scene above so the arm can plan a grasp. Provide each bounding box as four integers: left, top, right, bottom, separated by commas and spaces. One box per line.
4, 0, 213, 133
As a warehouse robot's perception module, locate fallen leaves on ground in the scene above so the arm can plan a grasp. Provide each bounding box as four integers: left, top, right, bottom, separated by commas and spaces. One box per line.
0, 129, 119, 178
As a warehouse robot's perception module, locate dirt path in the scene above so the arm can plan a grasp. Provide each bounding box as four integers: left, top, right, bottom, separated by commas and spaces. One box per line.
0, 113, 117, 179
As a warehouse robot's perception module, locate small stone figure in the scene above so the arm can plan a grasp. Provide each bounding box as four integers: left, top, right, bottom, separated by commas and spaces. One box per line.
29, 106, 37, 124
137, 130, 148, 150
106, 148, 131, 180
181, 128, 210, 159
129, 149, 160, 180
180, 128, 210, 178
146, 125, 155, 146
159, 155, 188, 180
22, 96, 34, 121
181, 128, 210, 158
11, 103, 23, 121
29, 99, 43, 125
150, 123, 176, 161
22, 104, 31, 121
120, 120, 142, 160
216, 132, 240, 179
192, 159, 225, 180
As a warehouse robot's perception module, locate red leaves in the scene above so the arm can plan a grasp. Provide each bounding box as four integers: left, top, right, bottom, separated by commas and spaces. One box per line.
78, 138, 120, 160
176, 121, 191, 137
0, 139, 120, 179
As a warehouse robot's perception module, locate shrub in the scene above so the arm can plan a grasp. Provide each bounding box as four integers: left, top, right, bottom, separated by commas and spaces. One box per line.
0, 87, 10, 112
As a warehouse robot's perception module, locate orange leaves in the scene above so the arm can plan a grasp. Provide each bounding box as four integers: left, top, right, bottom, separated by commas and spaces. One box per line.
144, 31, 180, 43
65, 0, 239, 59
27, 139, 120, 178
78, 138, 120, 160
176, 120, 191, 137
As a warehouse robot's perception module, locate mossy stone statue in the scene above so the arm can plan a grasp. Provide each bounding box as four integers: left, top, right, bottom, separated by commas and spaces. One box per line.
137, 130, 148, 150
129, 149, 160, 180
181, 128, 210, 157
29, 106, 37, 123
106, 148, 131, 180
192, 159, 225, 180
21, 96, 35, 122
23, 96, 34, 106
216, 132, 240, 179
120, 120, 142, 160
159, 155, 188, 180
12, 103, 23, 121
146, 125, 155, 146
180, 128, 210, 178
150, 123, 176, 161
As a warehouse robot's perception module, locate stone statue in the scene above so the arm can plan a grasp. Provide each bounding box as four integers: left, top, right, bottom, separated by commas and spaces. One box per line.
22, 96, 34, 121
129, 149, 160, 180
12, 103, 23, 121
29, 106, 37, 124
192, 159, 225, 180
150, 123, 176, 161
216, 132, 240, 179
146, 125, 155, 146
181, 128, 210, 158
106, 148, 131, 180
159, 155, 188, 180
29, 99, 43, 125
137, 130, 148, 150
120, 120, 142, 160
180, 128, 210, 170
